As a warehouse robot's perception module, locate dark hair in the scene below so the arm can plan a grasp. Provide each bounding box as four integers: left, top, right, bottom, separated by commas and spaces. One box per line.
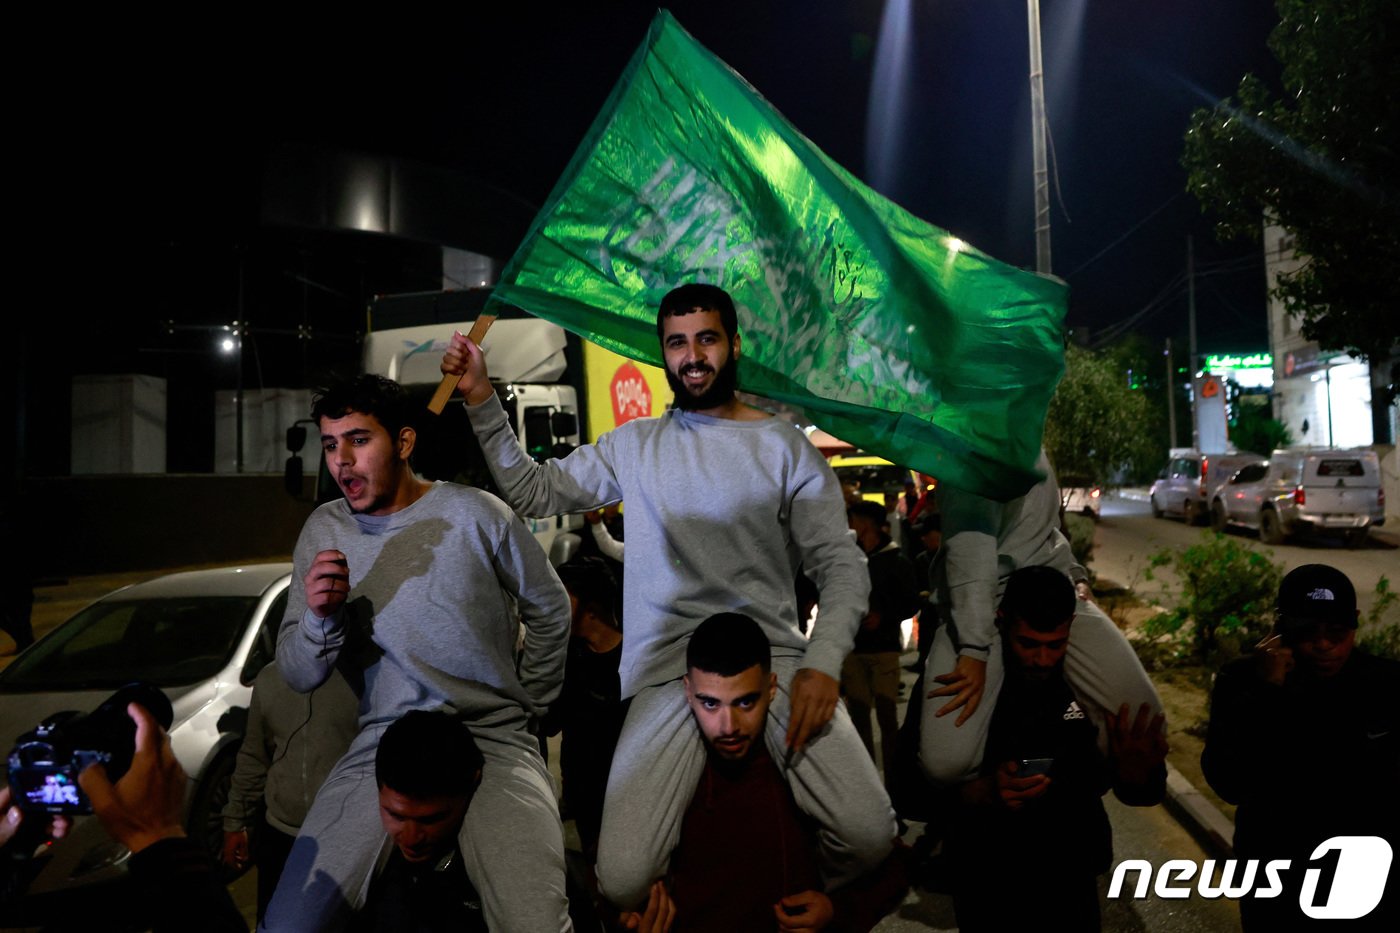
656, 283, 739, 345
375, 710, 485, 799
847, 500, 888, 528
687, 612, 771, 677
999, 566, 1076, 633
311, 374, 414, 439
556, 557, 621, 631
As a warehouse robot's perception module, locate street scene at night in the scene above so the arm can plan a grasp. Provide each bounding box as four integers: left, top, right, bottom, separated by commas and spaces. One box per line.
4, 1, 1397, 931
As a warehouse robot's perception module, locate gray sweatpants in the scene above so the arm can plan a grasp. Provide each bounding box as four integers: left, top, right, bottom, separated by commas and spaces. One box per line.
595, 654, 898, 909
260, 721, 570, 932
918, 597, 1163, 783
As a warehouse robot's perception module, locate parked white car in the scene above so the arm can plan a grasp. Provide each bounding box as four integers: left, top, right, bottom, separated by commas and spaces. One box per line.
1058, 473, 1103, 520
0, 563, 292, 924
1149, 449, 1259, 526
1210, 448, 1385, 546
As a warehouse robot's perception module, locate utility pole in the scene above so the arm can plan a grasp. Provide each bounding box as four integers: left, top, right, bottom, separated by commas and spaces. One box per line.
1165, 338, 1177, 447
1187, 236, 1198, 448
1027, 0, 1051, 274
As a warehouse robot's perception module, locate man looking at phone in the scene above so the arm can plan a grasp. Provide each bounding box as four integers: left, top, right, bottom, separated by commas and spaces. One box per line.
943, 566, 1166, 933
620, 613, 906, 933
266, 374, 573, 932
1202, 563, 1400, 930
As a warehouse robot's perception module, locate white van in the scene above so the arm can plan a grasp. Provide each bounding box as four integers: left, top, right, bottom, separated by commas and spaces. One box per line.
1149, 449, 1259, 526
1250, 447, 1386, 546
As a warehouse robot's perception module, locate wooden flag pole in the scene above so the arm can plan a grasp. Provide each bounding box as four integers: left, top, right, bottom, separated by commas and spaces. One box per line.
427, 314, 497, 415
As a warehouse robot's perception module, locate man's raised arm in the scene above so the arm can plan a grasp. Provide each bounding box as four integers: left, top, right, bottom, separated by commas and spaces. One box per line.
444, 332, 623, 517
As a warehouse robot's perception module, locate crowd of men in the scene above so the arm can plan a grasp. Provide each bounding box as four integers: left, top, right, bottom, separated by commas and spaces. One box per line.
2, 283, 1395, 932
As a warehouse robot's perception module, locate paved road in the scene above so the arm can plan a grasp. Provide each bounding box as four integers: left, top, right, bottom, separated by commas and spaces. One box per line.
1094, 492, 1398, 621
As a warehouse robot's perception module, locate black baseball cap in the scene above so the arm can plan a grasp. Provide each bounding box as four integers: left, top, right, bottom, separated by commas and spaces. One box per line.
1276, 564, 1357, 630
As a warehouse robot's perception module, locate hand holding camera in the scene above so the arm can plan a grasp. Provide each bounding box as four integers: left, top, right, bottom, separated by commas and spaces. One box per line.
78, 701, 187, 856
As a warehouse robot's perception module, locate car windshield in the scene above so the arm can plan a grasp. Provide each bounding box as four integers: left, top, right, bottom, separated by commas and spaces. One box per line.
833, 464, 909, 496
0, 596, 258, 691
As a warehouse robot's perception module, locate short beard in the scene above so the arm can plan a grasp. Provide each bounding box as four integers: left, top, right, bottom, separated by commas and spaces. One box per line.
666, 352, 739, 411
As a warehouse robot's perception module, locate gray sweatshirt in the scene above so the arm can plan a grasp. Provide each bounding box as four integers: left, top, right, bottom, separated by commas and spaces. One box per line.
466, 395, 869, 696
276, 481, 570, 729
221, 661, 359, 836
932, 450, 1087, 661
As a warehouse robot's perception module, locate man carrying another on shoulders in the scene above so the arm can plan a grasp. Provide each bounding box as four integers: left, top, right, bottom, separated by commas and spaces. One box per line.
264, 374, 572, 932
621, 613, 906, 933
443, 283, 894, 911
942, 566, 1166, 933
350, 710, 487, 933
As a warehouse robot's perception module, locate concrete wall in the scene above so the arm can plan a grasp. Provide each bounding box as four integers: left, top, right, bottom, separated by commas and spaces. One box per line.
24, 475, 318, 577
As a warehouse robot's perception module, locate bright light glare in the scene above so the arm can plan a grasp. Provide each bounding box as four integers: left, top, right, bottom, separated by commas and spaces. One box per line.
947, 237, 966, 253
220, 338, 236, 354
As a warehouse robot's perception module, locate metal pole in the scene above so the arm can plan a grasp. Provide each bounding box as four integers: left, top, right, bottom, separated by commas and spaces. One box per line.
236, 253, 245, 475
1187, 236, 1198, 375
1166, 338, 1178, 447
1325, 362, 1334, 445
1027, 0, 1051, 274
1188, 236, 1199, 449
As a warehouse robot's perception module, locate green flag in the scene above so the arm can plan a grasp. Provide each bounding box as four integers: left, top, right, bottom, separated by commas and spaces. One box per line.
489, 10, 1067, 500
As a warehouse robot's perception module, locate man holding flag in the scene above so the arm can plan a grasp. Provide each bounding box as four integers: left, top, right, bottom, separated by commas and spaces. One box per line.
439, 7, 1073, 909
442, 283, 897, 909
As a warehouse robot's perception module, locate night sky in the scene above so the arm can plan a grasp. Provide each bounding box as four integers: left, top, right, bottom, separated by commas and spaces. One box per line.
17, 0, 1282, 472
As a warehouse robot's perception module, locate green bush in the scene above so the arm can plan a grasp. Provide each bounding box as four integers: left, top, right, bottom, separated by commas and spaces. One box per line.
1358, 575, 1400, 661
1062, 512, 1095, 571
1141, 532, 1284, 668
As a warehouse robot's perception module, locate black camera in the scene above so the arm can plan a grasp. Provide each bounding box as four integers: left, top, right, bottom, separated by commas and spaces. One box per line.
7, 683, 173, 815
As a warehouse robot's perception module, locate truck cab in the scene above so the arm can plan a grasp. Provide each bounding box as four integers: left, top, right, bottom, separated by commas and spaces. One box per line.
288, 289, 586, 562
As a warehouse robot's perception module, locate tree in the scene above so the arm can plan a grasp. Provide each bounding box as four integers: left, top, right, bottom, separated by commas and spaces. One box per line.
1182, 0, 1400, 439
1044, 345, 1161, 485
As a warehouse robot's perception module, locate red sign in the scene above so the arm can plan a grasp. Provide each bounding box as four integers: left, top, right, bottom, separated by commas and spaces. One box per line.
1201, 377, 1221, 399
610, 362, 652, 427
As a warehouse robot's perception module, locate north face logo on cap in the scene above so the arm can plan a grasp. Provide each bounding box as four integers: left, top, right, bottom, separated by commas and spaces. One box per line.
1307, 588, 1336, 601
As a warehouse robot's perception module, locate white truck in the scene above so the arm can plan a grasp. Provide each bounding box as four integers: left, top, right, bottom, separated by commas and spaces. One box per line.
287, 288, 586, 561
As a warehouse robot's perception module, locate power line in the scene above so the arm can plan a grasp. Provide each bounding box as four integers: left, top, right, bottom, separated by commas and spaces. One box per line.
1064, 193, 1183, 279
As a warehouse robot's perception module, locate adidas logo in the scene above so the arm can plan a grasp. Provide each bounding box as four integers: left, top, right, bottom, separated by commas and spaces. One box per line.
1064, 700, 1085, 721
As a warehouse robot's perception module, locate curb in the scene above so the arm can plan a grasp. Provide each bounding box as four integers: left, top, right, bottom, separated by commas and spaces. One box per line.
1162, 761, 1235, 858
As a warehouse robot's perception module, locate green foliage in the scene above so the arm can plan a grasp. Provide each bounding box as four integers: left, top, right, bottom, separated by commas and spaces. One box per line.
1141, 532, 1285, 668
1062, 512, 1095, 571
1045, 345, 1161, 486
1358, 575, 1400, 661
1230, 403, 1293, 457
1181, 0, 1400, 369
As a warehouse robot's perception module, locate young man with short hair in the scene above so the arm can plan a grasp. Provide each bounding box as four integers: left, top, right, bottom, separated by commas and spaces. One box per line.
943, 566, 1166, 933
443, 283, 893, 909
842, 500, 919, 788
621, 613, 906, 933
265, 374, 573, 932
1203, 563, 1400, 930
351, 710, 487, 932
